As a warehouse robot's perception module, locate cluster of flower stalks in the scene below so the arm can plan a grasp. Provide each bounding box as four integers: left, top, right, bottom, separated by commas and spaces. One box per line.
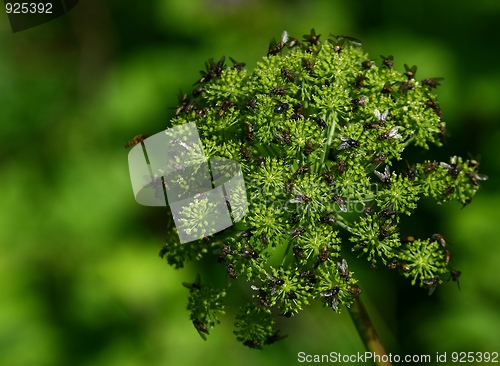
153, 29, 485, 348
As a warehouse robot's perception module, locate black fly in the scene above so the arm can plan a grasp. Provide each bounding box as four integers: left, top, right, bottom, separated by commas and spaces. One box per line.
371, 154, 388, 166
193, 320, 210, 340
227, 263, 237, 279
337, 135, 360, 150
440, 156, 460, 179
336, 160, 346, 175
270, 86, 287, 96
289, 193, 312, 204
378, 126, 402, 140
320, 286, 340, 311
293, 245, 306, 259
337, 259, 351, 281
195, 56, 226, 85
378, 223, 393, 241
349, 285, 363, 296
268, 30, 289, 56
380, 55, 394, 68
443, 186, 455, 195
240, 244, 259, 259
312, 116, 326, 129
125, 134, 148, 148
302, 58, 315, 75
422, 77, 444, 88
450, 270, 461, 290
378, 203, 399, 218
290, 102, 304, 121
406, 161, 416, 181
423, 277, 440, 295
354, 73, 365, 89
425, 95, 443, 118
287, 36, 301, 48
274, 102, 289, 114
319, 215, 336, 225
304, 140, 314, 156
281, 68, 296, 83
332, 194, 348, 213
374, 165, 392, 188
303, 28, 321, 45
317, 246, 329, 266
335, 35, 362, 45
260, 232, 269, 248
431, 233, 447, 247
352, 96, 368, 111
381, 81, 394, 94
277, 130, 292, 146
362, 60, 374, 69
295, 163, 311, 176
218, 99, 236, 116
285, 177, 295, 195
398, 81, 414, 93
404, 64, 418, 79
251, 285, 269, 307
444, 250, 452, 264
267, 275, 285, 296
247, 98, 258, 109
229, 57, 245, 72
466, 171, 488, 186
374, 109, 389, 126
424, 161, 438, 174
240, 146, 252, 163
256, 156, 265, 168
290, 227, 306, 240
246, 123, 255, 141
322, 169, 335, 186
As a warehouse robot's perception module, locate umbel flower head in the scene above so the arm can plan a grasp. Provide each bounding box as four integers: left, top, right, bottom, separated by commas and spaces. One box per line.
149, 29, 486, 348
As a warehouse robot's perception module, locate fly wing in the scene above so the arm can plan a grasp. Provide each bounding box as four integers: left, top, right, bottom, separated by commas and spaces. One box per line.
281, 30, 289, 44
337, 258, 348, 272
374, 170, 386, 181
388, 126, 402, 139
337, 135, 349, 150
380, 109, 389, 121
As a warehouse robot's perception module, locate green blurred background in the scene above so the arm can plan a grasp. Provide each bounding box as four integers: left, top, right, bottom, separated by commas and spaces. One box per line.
1, 1, 499, 365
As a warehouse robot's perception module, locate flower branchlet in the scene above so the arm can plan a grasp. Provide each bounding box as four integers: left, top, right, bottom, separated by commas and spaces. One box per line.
234, 303, 284, 349
183, 274, 226, 340
147, 29, 486, 347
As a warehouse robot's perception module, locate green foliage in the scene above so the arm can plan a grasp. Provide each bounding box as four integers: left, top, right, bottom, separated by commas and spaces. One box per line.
157, 29, 486, 348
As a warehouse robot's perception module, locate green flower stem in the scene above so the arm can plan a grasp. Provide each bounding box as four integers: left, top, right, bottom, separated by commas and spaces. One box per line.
254, 142, 281, 158
347, 297, 392, 366
402, 135, 416, 148
318, 111, 337, 172
334, 215, 352, 231
281, 240, 293, 266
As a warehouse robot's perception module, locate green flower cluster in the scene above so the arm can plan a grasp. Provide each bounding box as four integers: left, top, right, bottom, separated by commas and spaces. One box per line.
156, 29, 485, 348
